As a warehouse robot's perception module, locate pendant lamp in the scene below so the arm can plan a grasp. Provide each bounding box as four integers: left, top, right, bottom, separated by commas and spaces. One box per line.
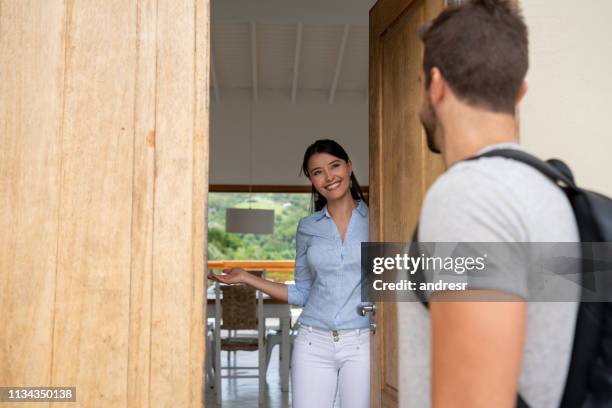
225, 98, 274, 234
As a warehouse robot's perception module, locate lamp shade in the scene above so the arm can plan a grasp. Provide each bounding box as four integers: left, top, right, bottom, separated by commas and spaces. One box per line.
225, 208, 275, 235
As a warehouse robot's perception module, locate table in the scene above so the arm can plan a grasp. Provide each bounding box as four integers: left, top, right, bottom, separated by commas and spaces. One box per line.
206, 287, 292, 392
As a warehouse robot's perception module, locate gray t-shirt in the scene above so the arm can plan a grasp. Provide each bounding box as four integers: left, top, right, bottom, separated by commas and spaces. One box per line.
398, 143, 580, 408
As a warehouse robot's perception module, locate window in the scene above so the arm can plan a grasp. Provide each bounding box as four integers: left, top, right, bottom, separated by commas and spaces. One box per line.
207, 192, 311, 281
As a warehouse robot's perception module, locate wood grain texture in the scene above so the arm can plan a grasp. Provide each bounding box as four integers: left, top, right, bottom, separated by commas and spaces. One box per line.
0, 2, 65, 406
191, 0, 209, 406
149, 0, 199, 405
50, 0, 137, 405
127, 0, 157, 406
368, 2, 384, 406
369, 0, 445, 407
381, 1, 425, 242
1, 0, 209, 406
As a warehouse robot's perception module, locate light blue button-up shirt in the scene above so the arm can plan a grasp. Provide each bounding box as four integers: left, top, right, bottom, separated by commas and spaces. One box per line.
287, 199, 370, 330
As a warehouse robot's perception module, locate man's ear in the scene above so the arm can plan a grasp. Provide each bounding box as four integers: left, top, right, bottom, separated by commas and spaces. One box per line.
516, 81, 528, 104
429, 67, 445, 105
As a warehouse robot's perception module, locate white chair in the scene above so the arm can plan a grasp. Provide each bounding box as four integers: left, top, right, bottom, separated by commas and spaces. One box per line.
264, 327, 296, 375
205, 322, 215, 389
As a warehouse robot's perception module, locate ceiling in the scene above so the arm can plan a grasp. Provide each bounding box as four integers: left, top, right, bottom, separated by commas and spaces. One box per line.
210, 0, 376, 103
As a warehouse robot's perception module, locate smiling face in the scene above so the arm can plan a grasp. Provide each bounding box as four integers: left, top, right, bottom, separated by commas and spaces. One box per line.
307, 152, 353, 203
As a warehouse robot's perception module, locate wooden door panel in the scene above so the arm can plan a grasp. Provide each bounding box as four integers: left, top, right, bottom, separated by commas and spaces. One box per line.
0, 0, 65, 391
0, 1, 209, 407
369, 0, 445, 406
382, 0, 426, 242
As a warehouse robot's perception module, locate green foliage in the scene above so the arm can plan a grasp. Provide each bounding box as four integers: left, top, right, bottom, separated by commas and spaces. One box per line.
207, 192, 311, 261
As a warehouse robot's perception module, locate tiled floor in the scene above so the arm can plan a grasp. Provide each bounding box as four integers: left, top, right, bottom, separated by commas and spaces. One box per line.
204, 347, 291, 408
205, 347, 341, 408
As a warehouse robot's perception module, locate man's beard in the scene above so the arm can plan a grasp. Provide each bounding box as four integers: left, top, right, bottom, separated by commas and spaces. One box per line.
420, 100, 441, 154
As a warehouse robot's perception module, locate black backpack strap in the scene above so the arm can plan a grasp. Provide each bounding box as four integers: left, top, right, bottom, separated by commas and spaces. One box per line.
410, 226, 429, 308
469, 149, 612, 407
516, 395, 530, 408
410, 148, 576, 309
468, 148, 578, 192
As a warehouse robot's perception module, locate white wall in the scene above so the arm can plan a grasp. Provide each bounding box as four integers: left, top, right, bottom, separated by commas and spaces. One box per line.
521, 0, 612, 196
210, 89, 369, 186
212, 1, 612, 194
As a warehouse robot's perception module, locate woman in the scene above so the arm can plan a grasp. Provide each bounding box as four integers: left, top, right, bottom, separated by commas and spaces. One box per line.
208, 139, 370, 408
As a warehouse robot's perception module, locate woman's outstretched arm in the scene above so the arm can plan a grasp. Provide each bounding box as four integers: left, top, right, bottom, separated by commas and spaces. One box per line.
208, 219, 312, 305
208, 268, 288, 302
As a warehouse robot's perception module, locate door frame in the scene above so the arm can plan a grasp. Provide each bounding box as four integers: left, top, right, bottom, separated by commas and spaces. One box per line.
368, 0, 445, 406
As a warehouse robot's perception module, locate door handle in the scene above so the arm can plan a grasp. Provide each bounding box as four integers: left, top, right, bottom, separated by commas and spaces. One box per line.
358, 303, 376, 316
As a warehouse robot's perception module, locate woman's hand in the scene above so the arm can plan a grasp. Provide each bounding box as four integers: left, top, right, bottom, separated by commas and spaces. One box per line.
208, 267, 289, 302
207, 268, 247, 285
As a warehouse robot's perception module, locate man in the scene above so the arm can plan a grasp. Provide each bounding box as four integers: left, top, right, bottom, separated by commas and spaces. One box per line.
402, 0, 579, 407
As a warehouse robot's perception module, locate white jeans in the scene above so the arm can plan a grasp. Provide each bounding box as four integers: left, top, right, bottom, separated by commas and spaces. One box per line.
291, 325, 370, 408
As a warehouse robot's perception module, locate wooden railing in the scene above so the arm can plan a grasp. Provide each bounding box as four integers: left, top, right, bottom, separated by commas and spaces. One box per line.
207, 260, 295, 272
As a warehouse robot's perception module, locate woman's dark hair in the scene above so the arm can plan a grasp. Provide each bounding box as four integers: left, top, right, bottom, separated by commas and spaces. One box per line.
301, 139, 366, 212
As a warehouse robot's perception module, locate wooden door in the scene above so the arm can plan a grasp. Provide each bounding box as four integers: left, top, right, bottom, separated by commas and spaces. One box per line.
0, 1, 209, 407
369, 0, 445, 406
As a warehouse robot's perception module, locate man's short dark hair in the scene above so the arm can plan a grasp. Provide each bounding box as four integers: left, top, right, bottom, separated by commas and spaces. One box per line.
419, 0, 528, 114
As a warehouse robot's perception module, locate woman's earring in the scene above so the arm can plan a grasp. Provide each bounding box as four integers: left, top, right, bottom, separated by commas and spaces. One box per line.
349, 179, 353, 188
314, 191, 319, 200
